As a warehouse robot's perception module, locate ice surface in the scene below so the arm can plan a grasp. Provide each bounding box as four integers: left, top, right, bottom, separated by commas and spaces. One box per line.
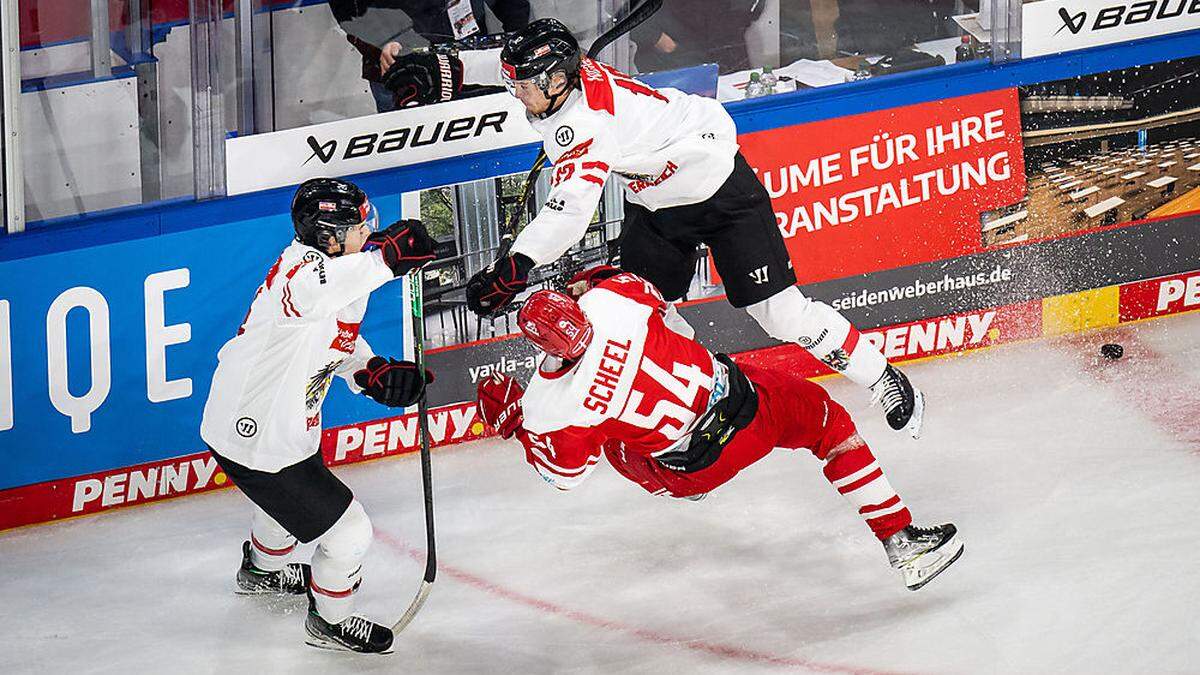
3, 314, 1200, 674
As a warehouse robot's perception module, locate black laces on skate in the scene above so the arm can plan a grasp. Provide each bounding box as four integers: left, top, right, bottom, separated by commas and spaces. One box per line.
870, 369, 906, 414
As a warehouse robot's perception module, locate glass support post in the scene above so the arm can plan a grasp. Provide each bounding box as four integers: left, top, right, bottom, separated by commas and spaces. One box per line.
0, 0, 23, 233
990, 0, 1022, 63
89, 0, 113, 79
190, 0, 227, 199
128, 0, 161, 203
234, 0, 275, 138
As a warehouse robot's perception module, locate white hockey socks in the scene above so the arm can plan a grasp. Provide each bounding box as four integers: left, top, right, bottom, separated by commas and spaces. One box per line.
309, 500, 373, 624
249, 506, 297, 572
745, 286, 887, 388
822, 437, 912, 540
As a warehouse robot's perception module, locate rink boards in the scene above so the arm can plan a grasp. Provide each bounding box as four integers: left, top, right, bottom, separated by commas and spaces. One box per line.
3, 211, 1200, 530
4, 28, 1200, 531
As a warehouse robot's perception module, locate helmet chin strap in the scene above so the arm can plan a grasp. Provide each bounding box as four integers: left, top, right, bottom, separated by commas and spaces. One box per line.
536, 72, 577, 119
324, 227, 350, 257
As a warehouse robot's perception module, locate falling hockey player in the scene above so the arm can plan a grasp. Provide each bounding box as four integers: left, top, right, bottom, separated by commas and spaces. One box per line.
200, 178, 436, 653
382, 18, 926, 438
476, 269, 963, 591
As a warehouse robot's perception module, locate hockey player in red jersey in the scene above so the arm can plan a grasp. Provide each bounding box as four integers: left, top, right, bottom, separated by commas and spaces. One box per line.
384, 18, 925, 438
476, 270, 963, 591
200, 177, 436, 653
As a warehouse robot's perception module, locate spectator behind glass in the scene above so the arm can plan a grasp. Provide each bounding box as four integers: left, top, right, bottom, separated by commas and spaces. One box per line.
630, 0, 766, 74
832, 0, 959, 56
329, 0, 530, 112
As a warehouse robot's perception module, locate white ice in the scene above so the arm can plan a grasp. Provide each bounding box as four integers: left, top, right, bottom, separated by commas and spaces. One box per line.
3, 313, 1200, 674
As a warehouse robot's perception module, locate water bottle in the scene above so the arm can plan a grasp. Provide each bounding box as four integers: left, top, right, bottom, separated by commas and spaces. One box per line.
760, 67, 778, 95
745, 71, 765, 99
955, 35, 974, 63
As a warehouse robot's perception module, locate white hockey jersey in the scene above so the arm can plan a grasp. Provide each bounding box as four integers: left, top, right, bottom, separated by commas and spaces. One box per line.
462, 52, 740, 266
200, 241, 395, 472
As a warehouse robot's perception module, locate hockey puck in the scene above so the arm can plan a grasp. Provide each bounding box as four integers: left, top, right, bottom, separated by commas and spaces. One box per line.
1100, 343, 1124, 360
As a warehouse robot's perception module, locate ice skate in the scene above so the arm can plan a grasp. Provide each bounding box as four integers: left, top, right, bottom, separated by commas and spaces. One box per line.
870, 365, 924, 438
304, 601, 394, 654
235, 541, 310, 595
883, 523, 963, 591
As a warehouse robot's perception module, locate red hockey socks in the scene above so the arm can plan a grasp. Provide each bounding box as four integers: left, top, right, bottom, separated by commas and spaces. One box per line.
822, 439, 912, 540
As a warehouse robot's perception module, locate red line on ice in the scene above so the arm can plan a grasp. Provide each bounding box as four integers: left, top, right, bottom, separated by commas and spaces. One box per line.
375, 530, 904, 675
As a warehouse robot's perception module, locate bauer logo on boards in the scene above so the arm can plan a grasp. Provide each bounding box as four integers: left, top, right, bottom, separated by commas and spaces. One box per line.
1023, 0, 1200, 57
301, 112, 510, 166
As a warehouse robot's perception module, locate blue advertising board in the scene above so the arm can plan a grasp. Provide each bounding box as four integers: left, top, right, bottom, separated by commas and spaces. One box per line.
0, 204, 409, 491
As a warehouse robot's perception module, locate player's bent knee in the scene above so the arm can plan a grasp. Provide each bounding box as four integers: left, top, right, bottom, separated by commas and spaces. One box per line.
746, 288, 853, 357
745, 287, 810, 342
319, 499, 373, 561
818, 396, 861, 460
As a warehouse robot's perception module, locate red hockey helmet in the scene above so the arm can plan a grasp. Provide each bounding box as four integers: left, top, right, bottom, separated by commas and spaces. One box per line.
518, 290, 593, 360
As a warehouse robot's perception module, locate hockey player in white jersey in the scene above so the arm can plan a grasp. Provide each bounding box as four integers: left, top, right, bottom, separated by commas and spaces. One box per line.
382, 18, 925, 437
200, 177, 436, 653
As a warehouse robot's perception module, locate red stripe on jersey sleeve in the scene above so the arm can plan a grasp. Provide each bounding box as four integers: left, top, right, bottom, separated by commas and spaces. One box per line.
558, 138, 595, 163
579, 58, 614, 114
282, 285, 301, 318
580, 174, 605, 187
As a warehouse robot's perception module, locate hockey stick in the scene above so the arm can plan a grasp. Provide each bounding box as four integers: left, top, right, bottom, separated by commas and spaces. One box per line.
391, 269, 436, 634
491, 0, 665, 264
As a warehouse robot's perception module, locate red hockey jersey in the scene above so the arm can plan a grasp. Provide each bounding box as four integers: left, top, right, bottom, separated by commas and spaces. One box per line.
517, 273, 730, 489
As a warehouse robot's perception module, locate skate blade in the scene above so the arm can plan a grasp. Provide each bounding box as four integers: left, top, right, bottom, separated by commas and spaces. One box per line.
304, 634, 394, 655
903, 537, 963, 591
905, 388, 926, 439
234, 585, 308, 597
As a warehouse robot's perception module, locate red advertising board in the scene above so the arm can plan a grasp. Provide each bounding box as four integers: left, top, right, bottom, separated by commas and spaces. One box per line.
734, 300, 1044, 377
737, 89, 1027, 285
0, 401, 488, 532
1119, 270, 1200, 322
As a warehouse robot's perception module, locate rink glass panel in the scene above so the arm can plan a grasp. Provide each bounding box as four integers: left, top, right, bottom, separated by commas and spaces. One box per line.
415, 170, 621, 349
5, 0, 1024, 229
13, 0, 202, 222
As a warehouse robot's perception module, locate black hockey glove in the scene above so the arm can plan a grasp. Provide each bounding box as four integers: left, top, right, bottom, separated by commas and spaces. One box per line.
655, 354, 758, 474
465, 253, 535, 317
353, 357, 435, 408
367, 219, 436, 277
380, 51, 464, 107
